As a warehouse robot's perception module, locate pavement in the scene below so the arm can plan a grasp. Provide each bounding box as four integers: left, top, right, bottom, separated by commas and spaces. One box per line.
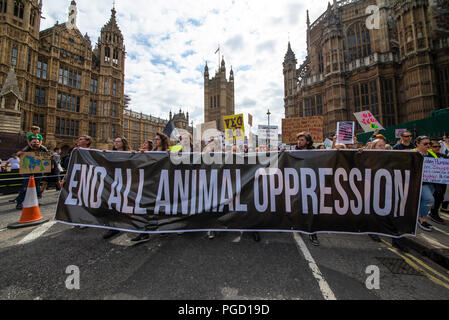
401, 211, 449, 269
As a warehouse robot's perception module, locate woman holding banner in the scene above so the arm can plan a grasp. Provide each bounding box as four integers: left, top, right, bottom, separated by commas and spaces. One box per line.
103, 137, 132, 240
130, 133, 171, 243
295, 132, 320, 246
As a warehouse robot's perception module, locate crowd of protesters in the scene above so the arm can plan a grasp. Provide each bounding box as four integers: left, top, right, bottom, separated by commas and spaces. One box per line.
4, 124, 448, 252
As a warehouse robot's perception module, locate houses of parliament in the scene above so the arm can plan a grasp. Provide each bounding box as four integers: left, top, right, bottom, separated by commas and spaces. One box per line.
284, 0, 449, 138
0, 1, 192, 157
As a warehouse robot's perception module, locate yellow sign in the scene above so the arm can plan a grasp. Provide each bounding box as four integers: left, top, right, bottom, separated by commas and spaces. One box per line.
223, 114, 245, 141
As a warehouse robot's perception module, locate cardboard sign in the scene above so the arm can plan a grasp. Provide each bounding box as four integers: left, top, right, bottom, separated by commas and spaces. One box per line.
354, 111, 384, 132
423, 158, 449, 185
224, 114, 245, 141
258, 125, 278, 140
282, 117, 324, 144
248, 114, 253, 127
20, 152, 52, 174
336, 122, 355, 145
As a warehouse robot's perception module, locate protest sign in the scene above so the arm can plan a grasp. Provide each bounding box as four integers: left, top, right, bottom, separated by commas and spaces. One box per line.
19, 152, 52, 174
354, 111, 384, 132
336, 122, 355, 145
423, 157, 449, 184
224, 114, 245, 141
282, 117, 324, 144
258, 125, 278, 140
56, 149, 424, 237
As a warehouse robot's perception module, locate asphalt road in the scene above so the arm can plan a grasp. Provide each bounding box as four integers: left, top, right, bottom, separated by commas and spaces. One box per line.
0, 189, 449, 300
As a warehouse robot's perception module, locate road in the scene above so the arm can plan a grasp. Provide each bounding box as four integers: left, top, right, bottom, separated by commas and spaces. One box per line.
0, 189, 448, 300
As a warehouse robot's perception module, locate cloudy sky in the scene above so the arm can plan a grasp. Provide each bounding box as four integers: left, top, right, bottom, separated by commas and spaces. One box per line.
41, 0, 329, 129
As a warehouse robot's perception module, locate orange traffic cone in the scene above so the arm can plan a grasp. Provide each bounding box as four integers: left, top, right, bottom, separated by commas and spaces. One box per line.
8, 176, 49, 229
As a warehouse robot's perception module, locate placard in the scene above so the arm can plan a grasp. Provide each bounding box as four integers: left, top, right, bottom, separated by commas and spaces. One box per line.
423, 157, 449, 185
223, 114, 245, 141
354, 111, 384, 133
282, 117, 324, 144
19, 152, 52, 174
336, 122, 355, 145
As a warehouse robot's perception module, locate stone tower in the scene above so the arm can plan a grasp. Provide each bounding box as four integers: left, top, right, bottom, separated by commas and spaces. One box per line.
204, 57, 235, 132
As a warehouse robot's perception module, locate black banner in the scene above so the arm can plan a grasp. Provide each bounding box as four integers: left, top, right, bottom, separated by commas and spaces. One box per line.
55, 149, 424, 237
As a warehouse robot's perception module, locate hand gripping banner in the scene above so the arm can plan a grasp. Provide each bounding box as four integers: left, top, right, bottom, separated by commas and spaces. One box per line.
55, 149, 424, 238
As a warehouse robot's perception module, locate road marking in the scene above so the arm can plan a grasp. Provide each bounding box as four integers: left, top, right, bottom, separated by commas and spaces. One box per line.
420, 233, 449, 249
292, 233, 337, 300
380, 239, 449, 290
432, 226, 449, 237
0, 228, 7, 232
17, 221, 56, 245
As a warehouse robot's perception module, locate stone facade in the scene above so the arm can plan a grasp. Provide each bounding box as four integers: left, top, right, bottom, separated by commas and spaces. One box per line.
0, 0, 125, 155
204, 57, 235, 132
123, 109, 168, 151
283, 0, 449, 140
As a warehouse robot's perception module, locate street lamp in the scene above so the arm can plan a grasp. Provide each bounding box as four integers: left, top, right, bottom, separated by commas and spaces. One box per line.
267, 109, 271, 149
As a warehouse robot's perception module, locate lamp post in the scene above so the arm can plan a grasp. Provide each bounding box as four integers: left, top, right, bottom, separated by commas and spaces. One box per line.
267, 109, 271, 149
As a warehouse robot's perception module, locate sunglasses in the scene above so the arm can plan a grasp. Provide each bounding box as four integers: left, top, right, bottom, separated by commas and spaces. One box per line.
423, 142, 431, 146
432, 145, 441, 148
402, 135, 412, 138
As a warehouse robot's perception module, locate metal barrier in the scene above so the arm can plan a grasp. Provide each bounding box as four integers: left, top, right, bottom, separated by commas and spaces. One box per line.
0, 172, 66, 195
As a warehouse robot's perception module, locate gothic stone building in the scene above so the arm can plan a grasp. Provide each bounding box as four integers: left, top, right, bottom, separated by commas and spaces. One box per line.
204, 56, 235, 132
283, 0, 449, 140
0, 0, 125, 157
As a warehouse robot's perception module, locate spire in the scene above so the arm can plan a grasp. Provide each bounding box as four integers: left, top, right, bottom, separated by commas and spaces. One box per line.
204, 61, 209, 77
221, 55, 226, 69
284, 41, 296, 64
101, 3, 122, 38
0, 67, 22, 100
67, 0, 78, 29
306, 10, 310, 28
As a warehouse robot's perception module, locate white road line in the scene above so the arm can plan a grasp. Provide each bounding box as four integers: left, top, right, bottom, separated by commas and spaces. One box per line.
430, 226, 449, 237
17, 221, 56, 245
292, 233, 337, 300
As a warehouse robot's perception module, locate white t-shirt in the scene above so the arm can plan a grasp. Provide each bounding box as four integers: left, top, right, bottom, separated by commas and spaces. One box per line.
7, 158, 20, 170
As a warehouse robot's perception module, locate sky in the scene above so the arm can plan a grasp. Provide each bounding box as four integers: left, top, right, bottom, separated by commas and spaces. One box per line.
41, 0, 330, 130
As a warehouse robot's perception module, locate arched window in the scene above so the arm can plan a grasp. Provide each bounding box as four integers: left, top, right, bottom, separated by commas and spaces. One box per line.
0, 0, 8, 14
113, 49, 118, 64
104, 47, 110, 62
347, 23, 371, 62
13, 0, 24, 19
30, 10, 36, 27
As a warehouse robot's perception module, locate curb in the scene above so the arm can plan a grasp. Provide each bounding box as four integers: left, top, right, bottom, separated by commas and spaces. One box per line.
401, 237, 449, 270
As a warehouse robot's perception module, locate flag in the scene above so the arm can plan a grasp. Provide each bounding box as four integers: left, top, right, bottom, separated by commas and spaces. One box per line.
215, 46, 220, 54
163, 120, 180, 140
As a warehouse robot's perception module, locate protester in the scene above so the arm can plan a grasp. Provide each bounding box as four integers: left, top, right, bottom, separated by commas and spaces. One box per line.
103, 137, 131, 240
440, 135, 449, 157
414, 136, 436, 231
6, 154, 20, 172
14, 136, 47, 210
427, 141, 448, 225
296, 132, 319, 246
140, 140, 154, 152
153, 132, 170, 152
393, 131, 415, 150
77, 135, 92, 149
